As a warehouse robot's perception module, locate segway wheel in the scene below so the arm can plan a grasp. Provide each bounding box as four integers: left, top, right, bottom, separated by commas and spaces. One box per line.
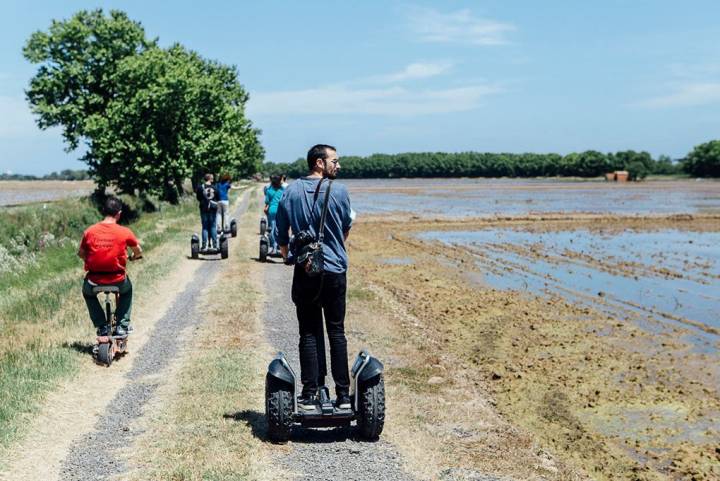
97, 342, 113, 367
230, 219, 237, 238
220, 237, 229, 259
259, 238, 268, 262
191, 240, 199, 259
259, 218, 267, 236
266, 377, 293, 443
357, 375, 385, 440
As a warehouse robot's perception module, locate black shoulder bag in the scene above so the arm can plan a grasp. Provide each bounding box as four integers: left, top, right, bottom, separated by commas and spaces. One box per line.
297, 179, 333, 277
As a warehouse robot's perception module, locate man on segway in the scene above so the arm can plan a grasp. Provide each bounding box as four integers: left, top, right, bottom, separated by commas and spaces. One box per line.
196, 173, 220, 251
275, 144, 354, 411
78, 196, 142, 336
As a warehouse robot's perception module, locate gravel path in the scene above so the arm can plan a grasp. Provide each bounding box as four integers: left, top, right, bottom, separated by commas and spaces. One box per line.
59, 194, 249, 481
262, 261, 417, 481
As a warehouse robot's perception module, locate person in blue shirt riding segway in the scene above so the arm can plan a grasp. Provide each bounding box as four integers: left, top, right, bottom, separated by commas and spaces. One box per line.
264, 174, 286, 256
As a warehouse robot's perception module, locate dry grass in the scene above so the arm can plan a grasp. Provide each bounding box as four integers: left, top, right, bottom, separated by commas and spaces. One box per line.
126, 192, 285, 481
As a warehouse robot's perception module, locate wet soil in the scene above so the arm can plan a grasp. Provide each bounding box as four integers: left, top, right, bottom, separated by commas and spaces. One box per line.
347, 212, 720, 480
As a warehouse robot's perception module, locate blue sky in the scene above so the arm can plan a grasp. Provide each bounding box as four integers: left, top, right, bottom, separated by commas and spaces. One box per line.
1, 1, 719, 175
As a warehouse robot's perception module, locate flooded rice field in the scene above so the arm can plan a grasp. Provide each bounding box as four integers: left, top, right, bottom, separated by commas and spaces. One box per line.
347, 178, 720, 217
419, 228, 720, 342
348, 178, 720, 345
0, 180, 95, 206
349, 178, 720, 478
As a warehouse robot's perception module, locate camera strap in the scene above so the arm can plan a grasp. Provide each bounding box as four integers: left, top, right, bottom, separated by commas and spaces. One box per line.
316, 179, 333, 243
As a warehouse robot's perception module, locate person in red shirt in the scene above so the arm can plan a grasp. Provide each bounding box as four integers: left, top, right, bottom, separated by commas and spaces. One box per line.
78, 196, 143, 336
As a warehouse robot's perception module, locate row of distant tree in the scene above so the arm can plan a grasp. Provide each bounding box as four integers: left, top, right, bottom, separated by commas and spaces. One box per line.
263, 150, 676, 180
1, 169, 90, 181
264, 141, 719, 180
23, 9, 263, 203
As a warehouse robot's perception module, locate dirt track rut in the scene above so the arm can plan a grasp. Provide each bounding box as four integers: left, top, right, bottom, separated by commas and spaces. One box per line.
58, 193, 249, 480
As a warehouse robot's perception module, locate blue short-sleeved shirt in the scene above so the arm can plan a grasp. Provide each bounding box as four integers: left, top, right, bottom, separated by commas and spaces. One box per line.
275, 177, 353, 274
217, 181, 231, 201
265, 185, 285, 216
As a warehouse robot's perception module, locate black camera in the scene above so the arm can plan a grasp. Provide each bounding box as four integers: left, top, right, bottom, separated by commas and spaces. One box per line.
291, 230, 315, 250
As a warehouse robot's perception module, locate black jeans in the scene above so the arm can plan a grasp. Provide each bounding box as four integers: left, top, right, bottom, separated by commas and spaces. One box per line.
292, 266, 350, 398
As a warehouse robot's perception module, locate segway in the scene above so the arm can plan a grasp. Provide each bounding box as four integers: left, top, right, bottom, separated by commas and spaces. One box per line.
259, 234, 269, 262
265, 350, 385, 442
92, 285, 129, 367
191, 233, 229, 259
259, 216, 267, 236
218, 209, 237, 238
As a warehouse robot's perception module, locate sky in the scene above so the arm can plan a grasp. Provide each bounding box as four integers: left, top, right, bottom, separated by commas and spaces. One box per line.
1, 0, 719, 175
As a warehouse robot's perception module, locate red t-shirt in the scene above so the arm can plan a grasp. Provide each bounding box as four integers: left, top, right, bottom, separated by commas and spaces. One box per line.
80, 222, 139, 284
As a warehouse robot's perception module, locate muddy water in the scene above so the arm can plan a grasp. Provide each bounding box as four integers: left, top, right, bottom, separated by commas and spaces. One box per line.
419, 228, 720, 342
347, 178, 720, 217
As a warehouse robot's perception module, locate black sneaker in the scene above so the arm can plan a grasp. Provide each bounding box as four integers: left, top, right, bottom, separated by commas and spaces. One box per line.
336, 394, 352, 410
297, 393, 318, 411
96, 325, 110, 337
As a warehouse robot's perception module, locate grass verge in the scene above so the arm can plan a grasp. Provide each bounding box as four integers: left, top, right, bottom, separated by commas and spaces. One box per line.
127, 192, 282, 481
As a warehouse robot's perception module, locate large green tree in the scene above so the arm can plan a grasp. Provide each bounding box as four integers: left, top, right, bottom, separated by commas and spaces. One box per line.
24, 9, 263, 201
683, 140, 720, 177
23, 10, 153, 152
87, 44, 262, 200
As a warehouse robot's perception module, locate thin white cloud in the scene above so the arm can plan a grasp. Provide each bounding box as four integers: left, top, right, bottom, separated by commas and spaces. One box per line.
407, 7, 515, 46
367, 62, 453, 84
639, 82, 720, 108
0, 96, 39, 138
248, 84, 502, 116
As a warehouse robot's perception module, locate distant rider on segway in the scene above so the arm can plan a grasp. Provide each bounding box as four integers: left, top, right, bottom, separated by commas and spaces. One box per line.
196, 173, 220, 251
264, 174, 286, 256
275, 144, 354, 411
216, 173, 232, 233
78, 196, 142, 337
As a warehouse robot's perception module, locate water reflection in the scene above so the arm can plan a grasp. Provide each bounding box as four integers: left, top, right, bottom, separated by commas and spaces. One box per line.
418, 228, 720, 342
347, 178, 720, 217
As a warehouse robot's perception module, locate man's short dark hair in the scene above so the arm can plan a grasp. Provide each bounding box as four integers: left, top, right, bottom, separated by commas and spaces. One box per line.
204, 173, 213, 181
102, 196, 123, 217
306, 144, 336, 171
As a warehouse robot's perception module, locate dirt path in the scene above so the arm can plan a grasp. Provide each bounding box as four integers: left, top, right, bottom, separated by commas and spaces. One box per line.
261, 259, 421, 481
0, 192, 249, 481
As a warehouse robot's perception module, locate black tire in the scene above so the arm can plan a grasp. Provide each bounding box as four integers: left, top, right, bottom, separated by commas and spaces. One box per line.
357, 375, 385, 440
97, 342, 113, 367
260, 218, 267, 236
259, 239, 268, 262
220, 237, 229, 259
266, 377, 293, 442
230, 220, 237, 238
191, 240, 199, 259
